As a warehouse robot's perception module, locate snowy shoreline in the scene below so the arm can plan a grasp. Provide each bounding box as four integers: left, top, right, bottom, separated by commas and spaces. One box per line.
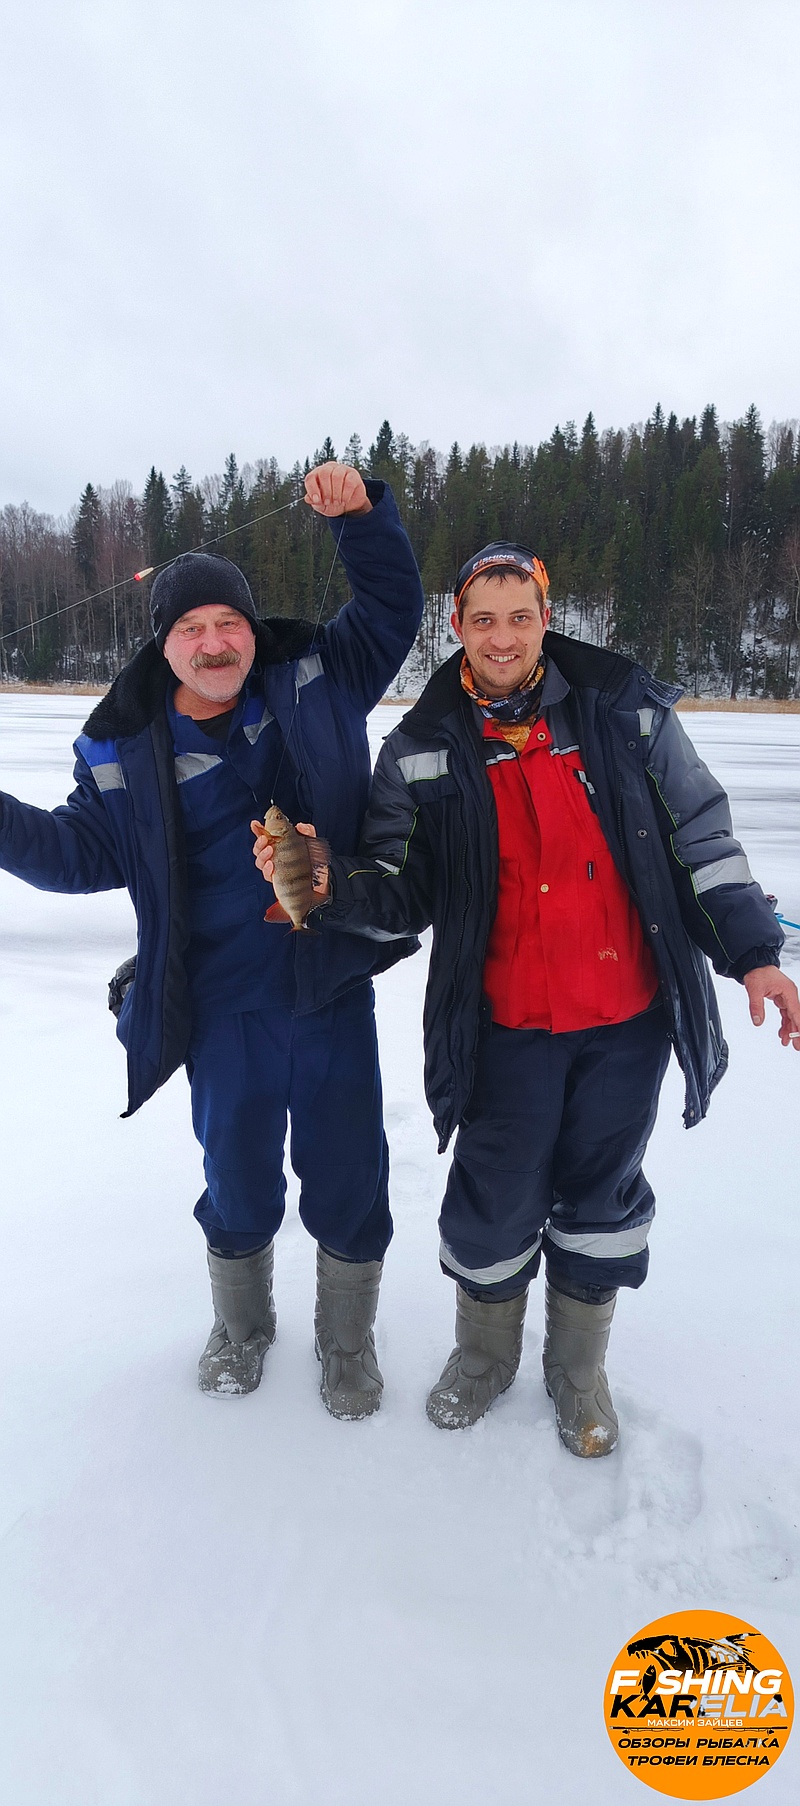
2, 680, 800, 714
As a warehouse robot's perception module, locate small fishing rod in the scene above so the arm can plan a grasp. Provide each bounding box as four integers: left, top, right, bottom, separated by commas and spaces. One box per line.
0, 492, 302, 646
776, 914, 800, 932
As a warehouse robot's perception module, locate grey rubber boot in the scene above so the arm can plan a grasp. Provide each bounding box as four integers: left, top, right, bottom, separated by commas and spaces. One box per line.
314, 1248, 384, 1420
198, 1243, 277, 1397
426, 1286, 528, 1429
542, 1280, 619, 1456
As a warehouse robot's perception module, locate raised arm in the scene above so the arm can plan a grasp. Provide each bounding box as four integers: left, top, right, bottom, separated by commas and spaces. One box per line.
304, 461, 424, 711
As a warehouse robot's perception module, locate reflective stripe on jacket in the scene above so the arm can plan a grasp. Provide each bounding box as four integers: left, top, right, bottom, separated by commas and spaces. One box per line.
325, 632, 783, 1148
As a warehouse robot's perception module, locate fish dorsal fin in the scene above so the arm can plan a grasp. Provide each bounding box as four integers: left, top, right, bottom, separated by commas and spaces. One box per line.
303, 835, 331, 867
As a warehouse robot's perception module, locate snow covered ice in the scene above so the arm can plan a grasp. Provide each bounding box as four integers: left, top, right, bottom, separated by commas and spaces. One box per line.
0, 695, 798, 1805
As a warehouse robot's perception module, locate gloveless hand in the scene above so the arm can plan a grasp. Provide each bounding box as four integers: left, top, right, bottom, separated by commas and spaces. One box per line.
743, 966, 800, 1049
303, 461, 372, 518
251, 820, 330, 900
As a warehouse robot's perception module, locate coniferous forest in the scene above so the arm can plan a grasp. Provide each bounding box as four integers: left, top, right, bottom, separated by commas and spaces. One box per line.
2, 407, 800, 697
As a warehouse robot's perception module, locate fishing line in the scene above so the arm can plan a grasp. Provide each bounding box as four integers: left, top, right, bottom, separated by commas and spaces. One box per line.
269, 513, 348, 807
0, 494, 299, 647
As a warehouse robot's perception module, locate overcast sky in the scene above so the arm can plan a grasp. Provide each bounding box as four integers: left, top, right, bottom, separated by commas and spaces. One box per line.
2, 0, 799, 516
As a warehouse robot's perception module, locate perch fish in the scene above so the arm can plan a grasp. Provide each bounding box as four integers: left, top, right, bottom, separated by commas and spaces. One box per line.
252, 807, 328, 931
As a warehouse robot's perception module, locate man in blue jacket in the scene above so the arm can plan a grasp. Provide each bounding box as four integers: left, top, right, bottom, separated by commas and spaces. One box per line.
259, 541, 800, 1455
0, 461, 423, 1416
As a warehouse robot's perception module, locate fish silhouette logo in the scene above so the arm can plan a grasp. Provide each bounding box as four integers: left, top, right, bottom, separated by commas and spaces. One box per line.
624, 1632, 758, 1707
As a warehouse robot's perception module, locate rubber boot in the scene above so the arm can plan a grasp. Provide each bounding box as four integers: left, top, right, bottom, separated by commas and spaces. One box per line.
542, 1280, 618, 1456
426, 1286, 528, 1429
314, 1248, 384, 1420
198, 1243, 277, 1396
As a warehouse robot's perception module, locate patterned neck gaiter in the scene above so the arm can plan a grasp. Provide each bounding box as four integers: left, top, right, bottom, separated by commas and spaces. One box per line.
460, 655, 547, 751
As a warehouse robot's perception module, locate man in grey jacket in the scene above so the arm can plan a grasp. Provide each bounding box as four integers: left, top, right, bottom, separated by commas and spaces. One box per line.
257, 540, 799, 1455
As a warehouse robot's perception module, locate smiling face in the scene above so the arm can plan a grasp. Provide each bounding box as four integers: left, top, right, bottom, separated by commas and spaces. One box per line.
163, 603, 256, 715
452, 570, 550, 698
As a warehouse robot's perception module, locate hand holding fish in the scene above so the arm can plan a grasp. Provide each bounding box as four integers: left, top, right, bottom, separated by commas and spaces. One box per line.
251, 811, 330, 930
303, 462, 372, 518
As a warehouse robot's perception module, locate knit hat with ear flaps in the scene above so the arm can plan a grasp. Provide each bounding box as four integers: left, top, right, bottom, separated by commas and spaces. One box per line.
149, 551, 258, 650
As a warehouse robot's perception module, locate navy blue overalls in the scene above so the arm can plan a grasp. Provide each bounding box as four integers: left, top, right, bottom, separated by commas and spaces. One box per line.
170, 692, 390, 1260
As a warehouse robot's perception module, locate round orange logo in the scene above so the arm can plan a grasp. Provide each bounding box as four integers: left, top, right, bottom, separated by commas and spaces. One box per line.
604, 1610, 793, 1797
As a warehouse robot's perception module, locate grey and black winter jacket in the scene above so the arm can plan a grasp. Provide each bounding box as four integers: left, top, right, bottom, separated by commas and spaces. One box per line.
324, 632, 783, 1148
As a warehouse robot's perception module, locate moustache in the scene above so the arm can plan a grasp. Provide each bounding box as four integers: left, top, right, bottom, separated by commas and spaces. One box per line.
190, 650, 241, 670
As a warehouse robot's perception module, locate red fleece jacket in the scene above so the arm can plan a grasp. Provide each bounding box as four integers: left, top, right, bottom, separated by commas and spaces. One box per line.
482, 717, 658, 1031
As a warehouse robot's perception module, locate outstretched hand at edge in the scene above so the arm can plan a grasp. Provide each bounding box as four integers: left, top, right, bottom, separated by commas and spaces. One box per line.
743, 966, 800, 1049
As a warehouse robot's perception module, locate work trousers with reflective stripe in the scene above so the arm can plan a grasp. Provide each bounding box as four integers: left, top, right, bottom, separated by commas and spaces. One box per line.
439, 1006, 671, 1301
186, 983, 391, 1261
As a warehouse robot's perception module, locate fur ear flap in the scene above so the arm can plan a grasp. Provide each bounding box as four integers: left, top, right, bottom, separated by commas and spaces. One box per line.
83, 642, 169, 739
257, 617, 320, 664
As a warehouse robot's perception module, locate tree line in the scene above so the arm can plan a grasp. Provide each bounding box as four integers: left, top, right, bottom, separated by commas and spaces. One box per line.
2, 406, 800, 696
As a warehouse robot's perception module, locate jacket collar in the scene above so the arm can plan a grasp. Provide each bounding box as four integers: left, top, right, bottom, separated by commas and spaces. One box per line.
540, 657, 570, 708
401, 631, 678, 741
82, 617, 321, 741
401, 650, 467, 740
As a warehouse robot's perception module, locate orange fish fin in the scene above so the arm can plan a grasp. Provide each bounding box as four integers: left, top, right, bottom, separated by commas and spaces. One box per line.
264, 900, 292, 924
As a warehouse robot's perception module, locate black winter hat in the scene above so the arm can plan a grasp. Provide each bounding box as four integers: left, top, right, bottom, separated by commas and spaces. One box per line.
149, 552, 258, 650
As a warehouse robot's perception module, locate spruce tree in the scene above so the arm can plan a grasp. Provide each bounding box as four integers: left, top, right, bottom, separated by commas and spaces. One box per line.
142, 468, 174, 566
726, 406, 765, 548
171, 468, 205, 554
312, 436, 337, 466
220, 454, 242, 510
342, 433, 364, 468
699, 404, 720, 451
366, 421, 398, 486
71, 483, 103, 590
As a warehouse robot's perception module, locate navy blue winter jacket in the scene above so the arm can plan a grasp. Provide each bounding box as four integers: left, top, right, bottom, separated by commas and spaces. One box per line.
324, 633, 784, 1148
0, 481, 423, 1115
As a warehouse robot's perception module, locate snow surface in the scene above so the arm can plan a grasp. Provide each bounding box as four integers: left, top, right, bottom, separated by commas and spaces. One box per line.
0, 695, 798, 1806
